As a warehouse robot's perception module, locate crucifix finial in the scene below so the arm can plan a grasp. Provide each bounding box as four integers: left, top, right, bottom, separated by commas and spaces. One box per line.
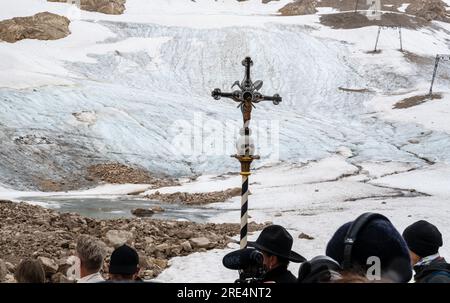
211, 57, 282, 124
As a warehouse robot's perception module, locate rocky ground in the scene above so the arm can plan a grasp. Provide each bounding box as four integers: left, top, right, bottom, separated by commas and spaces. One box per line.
48, 0, 127, 15
10, 162, 179, 192
279, 0, 449, 23
279, 0, 318, 16
0, 200, 267, 283
87, 163, 179, 188
0, 12, 70, 43
319, 11, 427, 29
144, 187, 242, 206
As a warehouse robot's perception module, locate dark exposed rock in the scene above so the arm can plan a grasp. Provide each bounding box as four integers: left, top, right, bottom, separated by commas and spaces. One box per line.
279, 0, 317, 16
298, 232, 315, 240
0, 12, 70, 43
48, 0, 126, 15
131, 208, 154, 217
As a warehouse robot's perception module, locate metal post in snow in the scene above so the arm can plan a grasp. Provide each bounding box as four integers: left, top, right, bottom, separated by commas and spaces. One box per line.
211, 57, 282, 249
430, 55, 441, 96
374, 26, 382, 52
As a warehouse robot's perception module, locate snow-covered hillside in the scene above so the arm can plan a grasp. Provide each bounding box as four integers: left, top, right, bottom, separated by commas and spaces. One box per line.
1, 0, 450, 190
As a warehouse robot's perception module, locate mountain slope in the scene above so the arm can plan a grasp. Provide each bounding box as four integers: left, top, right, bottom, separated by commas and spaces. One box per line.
1, 0, 450, 190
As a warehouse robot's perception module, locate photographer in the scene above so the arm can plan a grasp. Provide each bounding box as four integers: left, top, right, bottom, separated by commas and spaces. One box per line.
223, 225, 305, 283
249, 225, 306, 283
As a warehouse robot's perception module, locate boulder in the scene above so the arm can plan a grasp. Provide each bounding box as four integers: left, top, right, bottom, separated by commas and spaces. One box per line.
181, 240, 192, 252
279, 0, 317, 16
152, 258, 168, 269
105, 230, 134, 248
189, 237, 212, 249
38, 256, 59, 275
0, 12, 70, 43
155, 243, 170, 252
131, 208, 154, 217
5, 261, 15, 274
48, 0, 126, 15
177, 230, 194, 239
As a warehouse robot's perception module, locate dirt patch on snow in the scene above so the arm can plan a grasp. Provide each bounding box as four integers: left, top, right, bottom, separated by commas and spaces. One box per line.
0, 200, 268, 282
402, 51, 435, 66
0, 12, 70, 43
393, 93, 442, 109
145, 187, 243, 205
87, 163, 179, 188
318, 0, 449, 19
36, 179, 70, 192
320, 11, 427, 29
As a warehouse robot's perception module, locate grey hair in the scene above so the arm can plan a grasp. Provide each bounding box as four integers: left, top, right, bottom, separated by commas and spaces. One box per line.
76, 235, 107, 272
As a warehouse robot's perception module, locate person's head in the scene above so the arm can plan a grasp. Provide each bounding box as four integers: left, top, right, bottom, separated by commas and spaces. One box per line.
14, 259, 46, 283
249, 225, 305, 271
402, 220, 443, 265
76, 235, 107, 277
298, 255, 342, 283
326, 213, 412, 283
260, 251, 289, 271
108, 245, 140, 281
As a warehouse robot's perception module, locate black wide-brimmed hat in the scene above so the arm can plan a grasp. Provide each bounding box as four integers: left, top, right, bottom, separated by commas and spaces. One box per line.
249, 225, 306, 263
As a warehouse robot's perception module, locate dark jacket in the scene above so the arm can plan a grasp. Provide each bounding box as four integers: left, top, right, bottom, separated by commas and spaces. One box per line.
414, 257, 450, 283
262, 266, 297, 283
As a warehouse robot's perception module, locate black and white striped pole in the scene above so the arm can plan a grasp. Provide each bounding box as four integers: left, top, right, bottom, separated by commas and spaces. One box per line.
211, 57, 282, 249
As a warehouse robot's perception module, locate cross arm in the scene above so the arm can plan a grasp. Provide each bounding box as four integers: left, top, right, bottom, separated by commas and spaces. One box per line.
211, 88, 240, 102
254, 93, 282, 105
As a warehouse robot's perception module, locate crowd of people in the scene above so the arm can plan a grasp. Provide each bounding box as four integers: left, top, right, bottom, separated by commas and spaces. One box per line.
10, 212, 450, 283
246, 213, 450, 283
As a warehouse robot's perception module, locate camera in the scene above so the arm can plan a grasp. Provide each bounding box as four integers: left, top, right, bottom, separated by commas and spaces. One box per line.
222, 248, 266, 283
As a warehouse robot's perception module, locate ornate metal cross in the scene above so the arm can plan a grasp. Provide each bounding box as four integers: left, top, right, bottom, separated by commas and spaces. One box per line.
211, 57, 282, 249
212, 57, 282, 125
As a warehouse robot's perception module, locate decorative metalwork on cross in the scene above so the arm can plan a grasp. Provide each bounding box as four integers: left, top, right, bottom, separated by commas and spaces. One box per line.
211, 57, 282, 249
212, 57, 282, 124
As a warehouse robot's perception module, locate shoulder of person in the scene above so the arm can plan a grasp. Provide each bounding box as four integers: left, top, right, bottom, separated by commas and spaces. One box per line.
426, 271, 450, 283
